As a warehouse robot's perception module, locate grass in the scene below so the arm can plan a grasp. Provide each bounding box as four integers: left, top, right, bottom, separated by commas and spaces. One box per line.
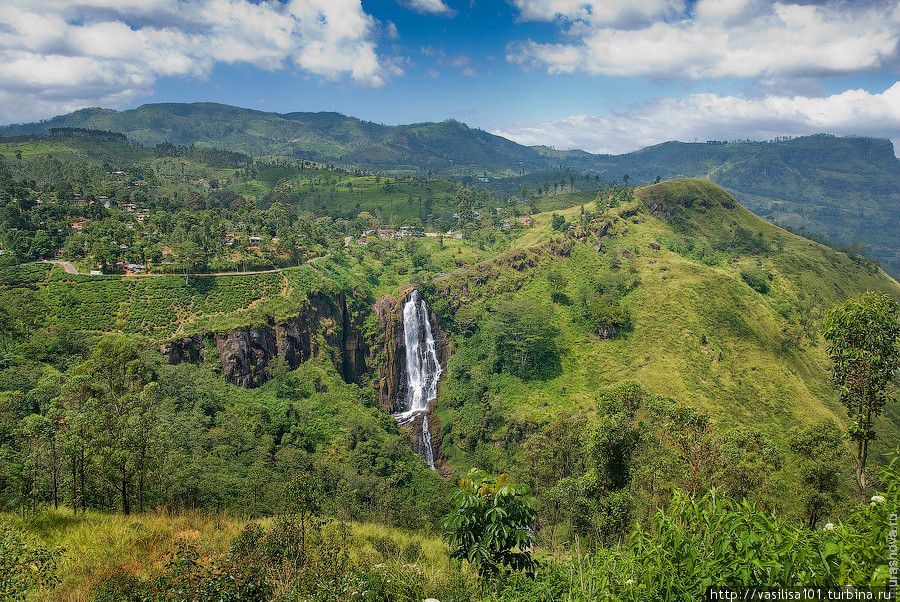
2, 508, 452, 602
3, 509, 245, 602
436, 179, 900, 477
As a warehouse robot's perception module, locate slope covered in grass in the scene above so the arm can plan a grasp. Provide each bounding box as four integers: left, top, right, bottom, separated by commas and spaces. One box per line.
434, 179, 899, 480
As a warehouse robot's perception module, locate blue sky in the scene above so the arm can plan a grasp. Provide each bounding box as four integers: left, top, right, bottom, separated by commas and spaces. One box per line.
0, 0, 898, 153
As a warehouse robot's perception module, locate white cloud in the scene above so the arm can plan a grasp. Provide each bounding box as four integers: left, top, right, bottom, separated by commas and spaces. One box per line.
509, 1, 900, 81
493, 83, 900, 155
0, 0, 395, 123
401, 0, 455, 16
512, 0, 684, 28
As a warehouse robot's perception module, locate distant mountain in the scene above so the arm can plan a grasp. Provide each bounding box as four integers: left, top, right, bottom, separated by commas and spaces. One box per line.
0, 103, 561, 173
2, 103, 897, 272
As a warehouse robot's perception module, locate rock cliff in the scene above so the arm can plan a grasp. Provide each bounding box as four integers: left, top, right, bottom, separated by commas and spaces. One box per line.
160, 292, 367, 387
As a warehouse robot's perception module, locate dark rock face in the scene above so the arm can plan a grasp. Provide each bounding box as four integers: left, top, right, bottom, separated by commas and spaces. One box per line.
214, 326, 277, 387
596, 323, 619, 339
160, 292, 367, 388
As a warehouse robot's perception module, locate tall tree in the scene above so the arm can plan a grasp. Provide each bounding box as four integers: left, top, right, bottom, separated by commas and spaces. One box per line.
823, 292, 899, 493
790, 420, 847, 528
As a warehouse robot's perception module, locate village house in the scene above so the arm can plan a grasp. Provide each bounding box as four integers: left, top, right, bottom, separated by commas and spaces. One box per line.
398, 226, 424, 237
519, 215, 534, 226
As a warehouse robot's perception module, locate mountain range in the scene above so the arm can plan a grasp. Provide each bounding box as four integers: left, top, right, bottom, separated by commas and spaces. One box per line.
2, 102, 897, 274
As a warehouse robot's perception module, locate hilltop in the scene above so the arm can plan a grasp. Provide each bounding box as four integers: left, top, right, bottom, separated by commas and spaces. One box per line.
3, 103, 897, 273
432, 179, 900, 480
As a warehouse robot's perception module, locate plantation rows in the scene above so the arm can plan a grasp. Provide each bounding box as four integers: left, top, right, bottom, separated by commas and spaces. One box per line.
36, 273, 283, 337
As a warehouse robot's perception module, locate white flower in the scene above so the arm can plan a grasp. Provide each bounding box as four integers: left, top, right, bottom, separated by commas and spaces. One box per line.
871, 495, 886, 505
625, 579, 635, 586
823, 522, 835, 531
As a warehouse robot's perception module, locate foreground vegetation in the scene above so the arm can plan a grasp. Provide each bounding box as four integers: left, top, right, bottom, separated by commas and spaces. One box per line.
2, 453, 896, 600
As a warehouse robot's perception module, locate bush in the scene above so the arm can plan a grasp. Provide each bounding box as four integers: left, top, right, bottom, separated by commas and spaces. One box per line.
740, 265, 771, 294
0, 523, 62, 601
443, 469, 537, 577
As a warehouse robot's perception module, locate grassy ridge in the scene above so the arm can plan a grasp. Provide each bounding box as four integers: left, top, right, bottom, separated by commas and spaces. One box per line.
436, 179, 899, 473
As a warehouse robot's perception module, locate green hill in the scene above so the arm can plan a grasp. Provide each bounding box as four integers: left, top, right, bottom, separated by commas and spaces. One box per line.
432, 179, 899, 481
0, 103, 553, 173
594, 136, 900, 274
4, 103, 896, 273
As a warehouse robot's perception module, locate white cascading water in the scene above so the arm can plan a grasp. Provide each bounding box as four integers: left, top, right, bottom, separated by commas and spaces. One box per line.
394, 290, 442, 469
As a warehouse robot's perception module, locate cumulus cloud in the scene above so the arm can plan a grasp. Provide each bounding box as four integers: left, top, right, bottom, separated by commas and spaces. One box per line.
0, 0, 395, 123
512, 0, 684, 28
508, 1, 900, 81
401, 0, 455, 16
493, 83, 900, 155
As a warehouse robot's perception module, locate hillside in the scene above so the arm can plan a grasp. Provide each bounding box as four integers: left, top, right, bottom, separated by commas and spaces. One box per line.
594, 136, 900, 274
4, 103, 897, 273
431, 179, 899, 482
0, 103, 557, 174
1, 179, 898, 600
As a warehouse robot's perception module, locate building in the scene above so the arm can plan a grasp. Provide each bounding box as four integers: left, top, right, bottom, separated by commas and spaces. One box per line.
519, 215, 534, 226
398, 226, 424, 237
248, 235, 261, 246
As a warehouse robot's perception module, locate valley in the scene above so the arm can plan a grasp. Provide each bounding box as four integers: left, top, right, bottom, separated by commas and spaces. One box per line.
0, 131, 897, 601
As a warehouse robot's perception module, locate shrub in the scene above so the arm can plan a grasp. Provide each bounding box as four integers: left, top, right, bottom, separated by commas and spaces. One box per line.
443, 468, 537, 577
740, 265, 771, 294
0, 523, 62, 601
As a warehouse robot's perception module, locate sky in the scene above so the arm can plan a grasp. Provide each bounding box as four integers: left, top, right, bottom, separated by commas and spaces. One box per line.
0, 0, 898, 154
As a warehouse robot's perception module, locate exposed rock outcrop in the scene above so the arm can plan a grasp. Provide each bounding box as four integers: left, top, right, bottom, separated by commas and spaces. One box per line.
160, 292, 367, 388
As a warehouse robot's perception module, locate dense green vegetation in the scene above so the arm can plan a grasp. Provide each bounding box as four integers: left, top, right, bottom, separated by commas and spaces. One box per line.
0, 134, 548, 273
0, 168, 897, 600
4, 103, 896, 273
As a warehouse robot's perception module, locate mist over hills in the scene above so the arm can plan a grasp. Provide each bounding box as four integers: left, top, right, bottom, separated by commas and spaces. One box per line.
2, 102, 897, 273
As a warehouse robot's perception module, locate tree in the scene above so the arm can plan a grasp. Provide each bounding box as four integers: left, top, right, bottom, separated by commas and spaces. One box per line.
172, 240, 204, 284
547, 269, 568, 304
822, 292, 899, 493
442, 469, 536, 577
718, 428, 782, 501
584, 383, 647, 543
789, 420, 847, 528
487, 298, 559, 380
661, 405, 719, 496
550, 213, 567, 232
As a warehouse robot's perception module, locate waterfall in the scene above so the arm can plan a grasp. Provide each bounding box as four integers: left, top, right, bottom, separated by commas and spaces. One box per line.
394, 290, 442, 469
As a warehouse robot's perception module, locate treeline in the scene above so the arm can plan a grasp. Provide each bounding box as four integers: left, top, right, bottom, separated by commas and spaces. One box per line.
153, 142, 251, 168
48, 127, 127, 143
0, 333, 447, 526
